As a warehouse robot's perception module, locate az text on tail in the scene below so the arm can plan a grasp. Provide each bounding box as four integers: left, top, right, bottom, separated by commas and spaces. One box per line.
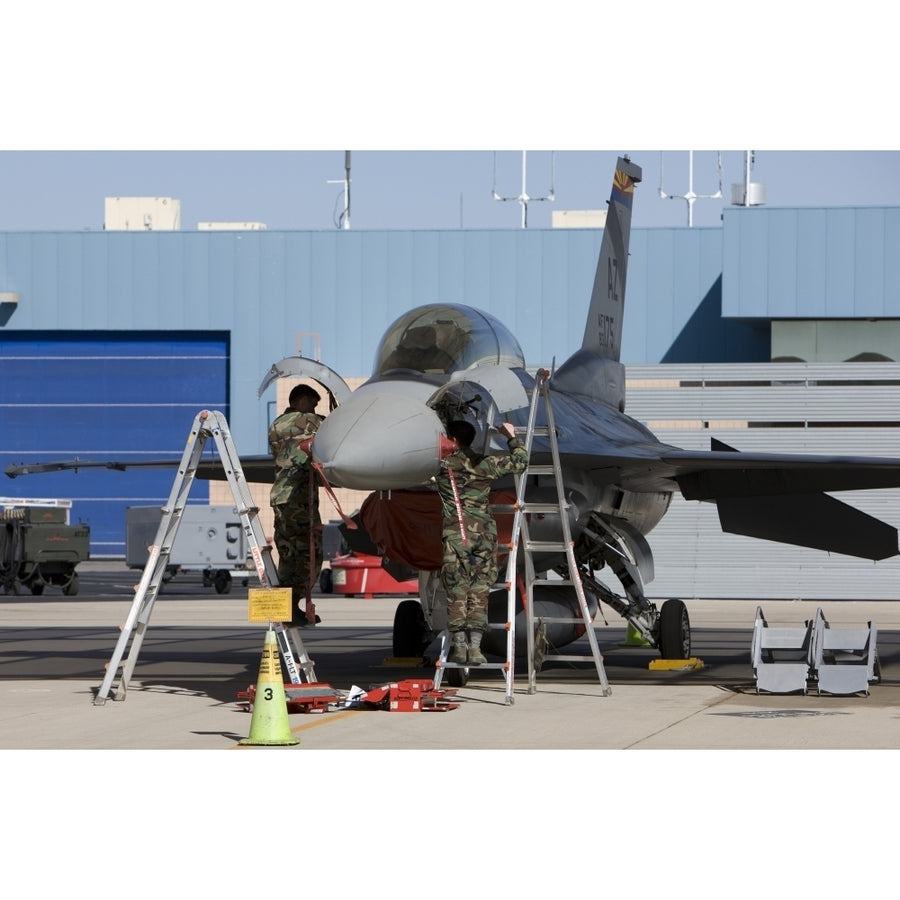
552, 155, 642, 411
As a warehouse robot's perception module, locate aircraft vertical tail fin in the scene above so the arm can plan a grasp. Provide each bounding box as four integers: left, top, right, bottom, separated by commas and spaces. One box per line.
552, 156, 641, 410
581, 156, 642, 361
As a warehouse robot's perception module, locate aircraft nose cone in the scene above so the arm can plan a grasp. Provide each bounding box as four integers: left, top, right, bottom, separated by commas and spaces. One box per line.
313, 391, 445, 490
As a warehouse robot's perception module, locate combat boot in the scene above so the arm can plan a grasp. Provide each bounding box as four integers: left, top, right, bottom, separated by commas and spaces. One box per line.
467, 630, 486, 665
449, 630, 468, 665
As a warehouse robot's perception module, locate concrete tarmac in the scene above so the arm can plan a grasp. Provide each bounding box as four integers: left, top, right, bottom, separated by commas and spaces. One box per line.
7, 559, 900, 897
2, 560, 900, 751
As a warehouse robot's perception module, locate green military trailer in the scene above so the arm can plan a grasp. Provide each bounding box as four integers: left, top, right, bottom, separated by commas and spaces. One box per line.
0, 503, 90, 596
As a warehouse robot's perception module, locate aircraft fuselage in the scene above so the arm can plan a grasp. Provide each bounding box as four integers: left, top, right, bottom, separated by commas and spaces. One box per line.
313, 364, 675, 574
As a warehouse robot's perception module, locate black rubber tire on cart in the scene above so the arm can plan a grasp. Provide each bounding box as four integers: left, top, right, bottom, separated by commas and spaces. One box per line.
214, 570, 232, 594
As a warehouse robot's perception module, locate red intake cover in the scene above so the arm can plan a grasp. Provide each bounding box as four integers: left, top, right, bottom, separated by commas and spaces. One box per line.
359, 489, 517, 570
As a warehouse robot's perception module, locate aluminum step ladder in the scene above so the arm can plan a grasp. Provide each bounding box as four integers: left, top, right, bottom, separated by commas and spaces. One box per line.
432, 618, 517, 704
93, 409, 316, 705
430, 422, 525, 706
516, 370, 611, 696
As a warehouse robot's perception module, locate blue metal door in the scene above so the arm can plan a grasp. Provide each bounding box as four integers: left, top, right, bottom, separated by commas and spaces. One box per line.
1, 331, 229, 557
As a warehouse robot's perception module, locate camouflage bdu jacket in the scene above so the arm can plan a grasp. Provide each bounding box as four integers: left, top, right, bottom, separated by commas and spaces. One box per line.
267, 409, 323, 508
436, 436, 528, 529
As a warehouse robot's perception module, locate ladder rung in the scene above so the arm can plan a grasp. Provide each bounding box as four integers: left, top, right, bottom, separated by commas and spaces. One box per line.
540, 654, 603, 664
519, 502, 568, 514
524, 540, 569, 552
535, 616, 590, 625
532, 578, 575, 587
438, 662, 509, 671
526, 465, 555, 476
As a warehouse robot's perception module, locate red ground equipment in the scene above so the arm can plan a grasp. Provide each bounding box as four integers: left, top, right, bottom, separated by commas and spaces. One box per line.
326, 551, 418, 598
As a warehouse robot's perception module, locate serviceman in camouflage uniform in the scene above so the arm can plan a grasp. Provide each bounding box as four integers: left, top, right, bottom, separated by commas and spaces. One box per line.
435, 420, 528, 665
268, 383, 324, 627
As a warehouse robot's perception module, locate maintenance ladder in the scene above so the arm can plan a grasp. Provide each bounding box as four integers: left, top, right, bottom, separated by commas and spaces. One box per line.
431, 370, 610, 703
515, 370, 610, 696
94, 409, 316, 705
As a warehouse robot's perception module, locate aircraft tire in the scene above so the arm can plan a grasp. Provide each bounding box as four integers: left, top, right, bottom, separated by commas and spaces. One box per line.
62, 574, 79, 597
446, 667, 468, 687
393, 599, 428, 657
319, 568, 333, 593
658, 598, 690, 659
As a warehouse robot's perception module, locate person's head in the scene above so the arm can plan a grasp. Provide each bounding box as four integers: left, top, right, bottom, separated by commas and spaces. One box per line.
289, 384, 321, 412
446, 420, 476, 449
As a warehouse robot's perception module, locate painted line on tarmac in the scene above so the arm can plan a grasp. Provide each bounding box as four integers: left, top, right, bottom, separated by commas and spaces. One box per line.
227, 708, 364, 748
288, 708, 364, 735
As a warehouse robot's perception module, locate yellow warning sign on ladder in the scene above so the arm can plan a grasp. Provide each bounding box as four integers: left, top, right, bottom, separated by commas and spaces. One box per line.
248, 587, 293, 623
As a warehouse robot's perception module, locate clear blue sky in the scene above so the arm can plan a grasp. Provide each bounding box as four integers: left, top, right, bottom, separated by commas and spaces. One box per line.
2, 150, 898, 231
4, 5, 896, 232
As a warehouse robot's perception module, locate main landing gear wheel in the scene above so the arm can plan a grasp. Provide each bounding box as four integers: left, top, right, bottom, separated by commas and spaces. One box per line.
658, 598, 691, 659
392, 599, 430, 658
446, 666, 469, 688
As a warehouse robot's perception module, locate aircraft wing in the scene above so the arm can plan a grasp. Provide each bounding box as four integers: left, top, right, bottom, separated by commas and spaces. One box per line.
604, 439, 900, 561
5, 455, 276, 484
662, 440, 900, 500
537, 407, 900, 499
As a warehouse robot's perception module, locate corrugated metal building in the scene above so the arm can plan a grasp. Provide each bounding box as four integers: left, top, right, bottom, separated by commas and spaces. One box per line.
623, 362, 900, 599
2, 204, 900, 600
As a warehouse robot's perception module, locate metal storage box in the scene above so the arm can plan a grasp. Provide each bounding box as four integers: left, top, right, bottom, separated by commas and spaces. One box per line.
126, 505, 250, 592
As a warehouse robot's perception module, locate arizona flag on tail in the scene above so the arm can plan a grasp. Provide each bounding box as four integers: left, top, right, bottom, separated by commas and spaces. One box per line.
580, 156, 642, 361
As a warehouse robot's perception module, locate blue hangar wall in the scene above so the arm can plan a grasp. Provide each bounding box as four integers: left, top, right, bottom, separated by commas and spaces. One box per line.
1, 207, 898, 555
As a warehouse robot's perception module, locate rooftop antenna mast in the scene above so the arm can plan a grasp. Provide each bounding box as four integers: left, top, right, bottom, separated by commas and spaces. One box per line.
492, 151, 555, 228
731, 151, 766, 208
658, 150, 723, 227
327, 151, 351, 229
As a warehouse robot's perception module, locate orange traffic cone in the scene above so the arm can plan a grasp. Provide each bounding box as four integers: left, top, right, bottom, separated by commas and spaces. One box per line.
239, 628, 299, 746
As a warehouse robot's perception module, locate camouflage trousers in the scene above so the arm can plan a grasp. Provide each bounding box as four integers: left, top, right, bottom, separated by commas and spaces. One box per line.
273, 503, 322, 622
440, 518, 498, 632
